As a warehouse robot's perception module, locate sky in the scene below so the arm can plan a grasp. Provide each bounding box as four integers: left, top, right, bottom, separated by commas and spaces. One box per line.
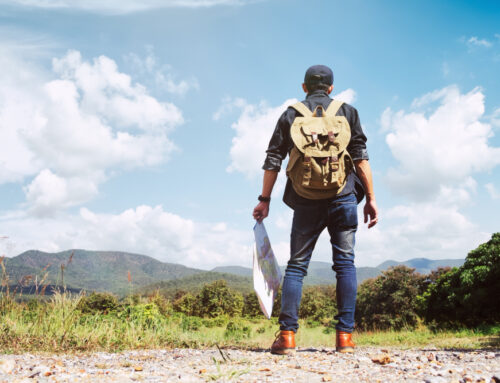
0, 0, 499, 269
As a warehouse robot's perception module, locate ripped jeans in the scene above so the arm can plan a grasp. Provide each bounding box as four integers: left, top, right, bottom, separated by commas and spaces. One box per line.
279, 192, 358, 333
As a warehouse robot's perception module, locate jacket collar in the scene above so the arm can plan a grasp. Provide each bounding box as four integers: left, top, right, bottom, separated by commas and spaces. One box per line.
306, 89, 329, 99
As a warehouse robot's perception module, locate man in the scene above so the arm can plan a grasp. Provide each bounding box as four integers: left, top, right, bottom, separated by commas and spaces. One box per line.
253, 65, 378, 354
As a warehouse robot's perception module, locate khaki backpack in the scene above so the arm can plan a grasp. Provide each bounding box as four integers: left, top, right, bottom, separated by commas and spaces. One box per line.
286, 100, 353, 200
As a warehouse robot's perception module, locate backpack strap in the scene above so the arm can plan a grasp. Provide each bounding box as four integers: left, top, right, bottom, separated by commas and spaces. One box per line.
325, 100, 344, 117
290, 102, 313, 117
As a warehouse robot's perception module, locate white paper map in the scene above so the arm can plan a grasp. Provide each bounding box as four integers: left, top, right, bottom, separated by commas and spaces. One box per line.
253, 221, 282, 319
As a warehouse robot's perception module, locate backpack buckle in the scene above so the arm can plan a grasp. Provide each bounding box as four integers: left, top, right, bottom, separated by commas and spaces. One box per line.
328, 131, 335, 143
311, 131, 319, 144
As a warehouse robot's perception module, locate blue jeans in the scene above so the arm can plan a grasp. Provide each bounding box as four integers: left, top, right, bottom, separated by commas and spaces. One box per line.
279, 192, 358, 333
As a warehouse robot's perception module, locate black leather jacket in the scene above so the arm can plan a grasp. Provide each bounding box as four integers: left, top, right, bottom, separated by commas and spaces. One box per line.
262, 90, 369, 208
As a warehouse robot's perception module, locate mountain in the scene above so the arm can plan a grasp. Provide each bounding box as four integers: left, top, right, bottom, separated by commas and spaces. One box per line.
213, 258, 465, 285
211, 266, 252, 277
376, 258, 465, 275
2, 249, 202, 296
2, 249, 465, 297
138, 271, 253, 298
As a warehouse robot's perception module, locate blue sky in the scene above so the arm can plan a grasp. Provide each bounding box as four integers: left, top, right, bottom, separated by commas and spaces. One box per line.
0, 0, 499, 269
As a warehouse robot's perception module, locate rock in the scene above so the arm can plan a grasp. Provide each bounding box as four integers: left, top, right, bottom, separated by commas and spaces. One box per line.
0, 359, 15, 374
371, 354, 392, 365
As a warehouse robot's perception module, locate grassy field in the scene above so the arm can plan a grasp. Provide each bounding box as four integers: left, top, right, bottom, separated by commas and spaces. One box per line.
0, 292, 498, 354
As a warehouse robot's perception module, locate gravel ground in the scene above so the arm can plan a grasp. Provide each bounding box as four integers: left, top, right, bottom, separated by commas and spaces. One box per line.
0, 347, 499, 383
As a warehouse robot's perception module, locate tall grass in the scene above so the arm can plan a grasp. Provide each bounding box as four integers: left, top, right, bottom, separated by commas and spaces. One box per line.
0, 254, 498, 354
0, 291, 498, 354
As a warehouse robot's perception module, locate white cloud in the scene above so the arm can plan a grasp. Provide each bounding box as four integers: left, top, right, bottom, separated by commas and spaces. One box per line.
124, 49, 199, 96
0, 45, 183, 216
212, 97, 247, 121
24, 169, 99, 216
383, 85, 500, 202
0, 205, 253, 269
334, 88, 357, 104
360, 85, 500, 265
0, 0, 259, 14
227, 98, 297, 178
485, 183, 500, 200
466, 36, 493, 48
355, 203, 490, 266
490, 107, 500, 128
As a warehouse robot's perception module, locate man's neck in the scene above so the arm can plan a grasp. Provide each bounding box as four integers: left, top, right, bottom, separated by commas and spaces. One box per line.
306, 89, 329, 98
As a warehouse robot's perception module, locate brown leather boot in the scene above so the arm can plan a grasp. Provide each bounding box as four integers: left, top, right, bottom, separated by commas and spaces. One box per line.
336, 330, 355, 353
270, 330, 296, 355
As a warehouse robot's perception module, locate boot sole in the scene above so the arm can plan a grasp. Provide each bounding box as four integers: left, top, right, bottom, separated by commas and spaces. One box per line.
336, 347, 354, 353
271, 348, 296, 355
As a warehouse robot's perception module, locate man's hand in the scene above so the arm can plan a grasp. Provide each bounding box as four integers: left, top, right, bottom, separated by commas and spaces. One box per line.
363, 199, 378, 228
253, 201, 270, 222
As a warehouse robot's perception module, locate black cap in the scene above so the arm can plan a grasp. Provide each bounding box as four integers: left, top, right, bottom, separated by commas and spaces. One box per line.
304, 65, 334, 87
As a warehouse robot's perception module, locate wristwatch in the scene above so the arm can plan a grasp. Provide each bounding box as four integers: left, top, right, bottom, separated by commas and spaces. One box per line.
258, 195, 271, 202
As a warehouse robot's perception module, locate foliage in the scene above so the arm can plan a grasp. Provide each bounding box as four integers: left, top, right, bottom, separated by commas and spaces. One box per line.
419, 233, 500, 328
356, 266, 426, 331
299, 285, 337, 321
181, 316, 203, 332
224, 321, 251, 341
197, 280, 244, 318
242, 293, 262, 317
173, 292, 198, 316
76, 292, 118, 314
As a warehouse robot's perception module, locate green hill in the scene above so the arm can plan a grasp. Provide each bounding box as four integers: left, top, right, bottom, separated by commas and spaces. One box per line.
376, 258, 464, 275
3, 249, 202, 296
2, 249, 465, 297
137, 271, 253, 298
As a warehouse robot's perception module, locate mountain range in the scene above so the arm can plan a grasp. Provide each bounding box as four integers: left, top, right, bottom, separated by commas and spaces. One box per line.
1, 249, 464, 296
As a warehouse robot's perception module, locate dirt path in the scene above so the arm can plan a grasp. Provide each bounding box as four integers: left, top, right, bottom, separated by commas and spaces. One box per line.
1, 347, 499, 382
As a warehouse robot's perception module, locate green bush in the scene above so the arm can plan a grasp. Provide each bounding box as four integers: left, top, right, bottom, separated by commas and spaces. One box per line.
419, 233, 500, 328
356, 266, 426, 330
77, 292, 118, 314
147, 292, 172, 316
197, 280, 244, 317
242, 292, 262, 317
128, 303, 163, 326
173, 293, 198, 316
299, 286, 337, 321
224, 321, 251, 341
181, 316, 203, 332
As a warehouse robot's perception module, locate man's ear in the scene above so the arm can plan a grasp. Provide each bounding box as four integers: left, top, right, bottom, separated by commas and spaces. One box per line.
302, 83, 308, 93
327, 85, 334, 94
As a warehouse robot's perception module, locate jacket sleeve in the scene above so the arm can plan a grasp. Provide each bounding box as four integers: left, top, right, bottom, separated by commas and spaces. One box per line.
346, 107, 369, 161
262, 110, 291, 172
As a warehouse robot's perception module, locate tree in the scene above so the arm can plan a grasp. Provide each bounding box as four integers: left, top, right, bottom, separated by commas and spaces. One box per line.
196, 280, 244, 317
356, 266, 426, 330
419, 233, 500, 327
299, 285, 337, 321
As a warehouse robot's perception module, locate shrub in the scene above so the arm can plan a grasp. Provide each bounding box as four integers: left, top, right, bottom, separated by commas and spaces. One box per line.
128, 303, 163, 326
181, 316, 203, 332
196, 280, 243, 317
242, 292, 262, 317
147, 292, 172, 316
224, 321, 251, 340
173, 293, 198, 316
419, 233, 500, 328
356, 266, 426, 330
77, 292, 118, 314
299, 285, 337, 321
